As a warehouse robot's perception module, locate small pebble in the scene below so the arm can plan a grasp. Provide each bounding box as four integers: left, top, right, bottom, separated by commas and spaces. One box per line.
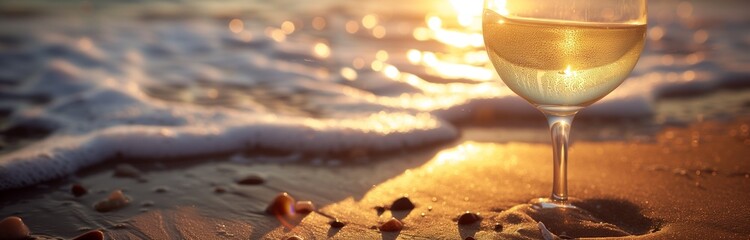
214, 187, 226, 193
153, 186, 168, 193
457, 211, 481, 225
294, 201, 315, 214
329, 219, 345, 228
141, 201, 154, 207
266, 192, 295, 216
113, 163, 142, 178
374, 206, 386, 215
285, 235, 303, 240
0, 216, 30, 240
71, 184, 88, 197
71, 230, 104, 240
236, 174, 264, 185
493, 223, 503, 232
94, 189, 131, 212
378, 218, 403, 232
390, 197, 415, 211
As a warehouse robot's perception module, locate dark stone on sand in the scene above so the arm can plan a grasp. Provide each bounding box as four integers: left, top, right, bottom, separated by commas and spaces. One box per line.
379, 217, 403, 232
493, 223, 503, 232
153, 186, 168, 193
329, 219, 346, 228
294, 201, 315, 214
214, 187, 226, 193
374, 206, 386, 215
72, 230, 104, 240
457, 211, 481, 225
285, 235, 303, 240
236, 174, 265, 185
266, 192, 295, 216
141, 201, 154, 207
0, 216, 30, 240
71, 184, 87, 197
94, 190, 131, 212
390, 196, 415, 211
113, 164, 142, 178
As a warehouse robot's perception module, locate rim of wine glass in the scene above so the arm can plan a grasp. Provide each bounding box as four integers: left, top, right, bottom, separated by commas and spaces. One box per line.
483, 0, 647, 25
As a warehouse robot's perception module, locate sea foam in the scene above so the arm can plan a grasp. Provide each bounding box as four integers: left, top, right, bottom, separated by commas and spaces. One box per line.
0, 1, 748, 189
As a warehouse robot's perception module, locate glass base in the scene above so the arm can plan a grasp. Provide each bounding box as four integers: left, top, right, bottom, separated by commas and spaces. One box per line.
530, 197, 580, 209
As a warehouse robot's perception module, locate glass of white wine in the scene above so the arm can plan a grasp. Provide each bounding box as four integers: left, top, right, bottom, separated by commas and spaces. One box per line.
482, 0, 647, 208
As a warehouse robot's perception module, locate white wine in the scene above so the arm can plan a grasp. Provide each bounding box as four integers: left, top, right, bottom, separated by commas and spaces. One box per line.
483, 9, 646, 107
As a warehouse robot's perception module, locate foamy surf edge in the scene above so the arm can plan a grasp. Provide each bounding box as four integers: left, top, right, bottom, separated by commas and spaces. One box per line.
2, 5, 749, 191
0, 112, 458, 189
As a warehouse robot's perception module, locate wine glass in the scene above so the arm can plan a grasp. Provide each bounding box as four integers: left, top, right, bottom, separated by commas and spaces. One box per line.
482, 0, 647, 208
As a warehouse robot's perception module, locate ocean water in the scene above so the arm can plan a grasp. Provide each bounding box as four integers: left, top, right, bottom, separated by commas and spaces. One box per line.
0, 0, 748, 190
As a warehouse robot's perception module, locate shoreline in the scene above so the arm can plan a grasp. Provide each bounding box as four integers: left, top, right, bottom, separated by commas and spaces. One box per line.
1, 117, 748, 239
0, 0, 748, 238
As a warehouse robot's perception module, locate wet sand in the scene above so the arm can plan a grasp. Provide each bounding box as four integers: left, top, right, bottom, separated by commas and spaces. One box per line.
1, 0, 749, 238
1, 117, 748, 239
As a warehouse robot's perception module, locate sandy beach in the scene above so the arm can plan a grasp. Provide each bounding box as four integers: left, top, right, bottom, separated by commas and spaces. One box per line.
1, 0, 750, 239
1, 116, 748, 239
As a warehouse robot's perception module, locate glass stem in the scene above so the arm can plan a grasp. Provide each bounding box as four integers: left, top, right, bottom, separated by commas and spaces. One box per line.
544, 112, 576, 202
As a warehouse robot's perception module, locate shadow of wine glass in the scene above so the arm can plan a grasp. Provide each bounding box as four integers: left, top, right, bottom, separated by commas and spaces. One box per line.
458, 220, 482, 239
326, 226, 341, 237
381, 231, 401, 240
519, 198, 661, 238
573, 198, 660, 234
391, 209, 413, 220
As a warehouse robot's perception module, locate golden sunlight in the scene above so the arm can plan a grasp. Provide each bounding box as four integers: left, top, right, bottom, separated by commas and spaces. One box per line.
313, 42, 331, 58
406, 0, 498, 82
280, 21, 295, 34
266, 27, 286, 42
229, 19, 244, 33
406, 49, 422, 64
312, 17, 326, 30
486, 0, 509, 16
563, 65, 575, 77
340, 67, 358, 81
448, 0, 484, 27
345, 20, 360, 33
383, 65, 401, 80
362, 14, 378, 29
